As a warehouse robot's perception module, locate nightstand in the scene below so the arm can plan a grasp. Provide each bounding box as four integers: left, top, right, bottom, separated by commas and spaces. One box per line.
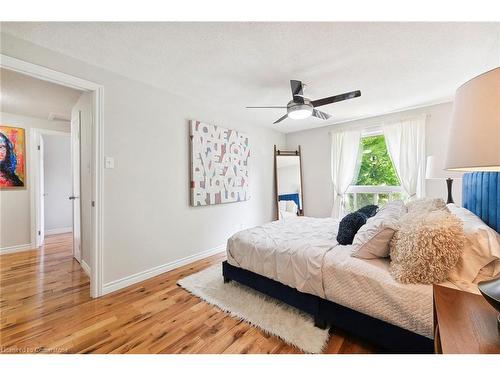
433, 284, 500, 353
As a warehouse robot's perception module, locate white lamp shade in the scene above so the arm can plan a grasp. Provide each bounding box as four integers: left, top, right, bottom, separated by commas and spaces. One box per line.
445, 67, 500, 172
426, 155, 463, 179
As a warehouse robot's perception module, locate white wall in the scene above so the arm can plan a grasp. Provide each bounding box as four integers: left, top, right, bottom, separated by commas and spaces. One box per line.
0, 111, 69, 250
286, 102, 460, 218
1, 33, 286, 286
43, 134, 72, 232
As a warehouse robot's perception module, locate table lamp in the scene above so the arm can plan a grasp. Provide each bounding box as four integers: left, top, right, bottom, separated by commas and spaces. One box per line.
425, 155, 462, 204
445, 67, 500, 329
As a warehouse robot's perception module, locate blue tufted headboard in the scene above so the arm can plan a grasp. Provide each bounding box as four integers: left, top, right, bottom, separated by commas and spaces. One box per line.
462, 172, 500, 233
278, 193, 301, 209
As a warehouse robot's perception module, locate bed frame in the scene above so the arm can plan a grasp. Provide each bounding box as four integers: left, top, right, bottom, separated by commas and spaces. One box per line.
222, 261, 433, 353
222, 172, 499, 353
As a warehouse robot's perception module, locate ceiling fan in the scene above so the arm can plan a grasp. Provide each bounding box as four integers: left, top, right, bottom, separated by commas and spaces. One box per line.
246, 80, 361, 124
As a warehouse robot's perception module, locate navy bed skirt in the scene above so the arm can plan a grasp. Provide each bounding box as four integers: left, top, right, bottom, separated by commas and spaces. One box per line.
222, 261, 433, 353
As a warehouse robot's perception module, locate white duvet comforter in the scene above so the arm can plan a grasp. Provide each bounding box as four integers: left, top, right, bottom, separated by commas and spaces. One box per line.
227, 217, 340, 298
322, 247, 433, 338
226, 216, 434, 338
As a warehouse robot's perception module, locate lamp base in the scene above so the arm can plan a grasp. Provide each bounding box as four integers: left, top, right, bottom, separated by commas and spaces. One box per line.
478, 277, 500, 330
446, 178, 454, 204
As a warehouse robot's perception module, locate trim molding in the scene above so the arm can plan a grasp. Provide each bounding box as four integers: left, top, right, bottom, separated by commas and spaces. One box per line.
81, 260, 91, 277
0, 54, 102, 91
102, 244, 226, 295
45, 227, 73, 236
0, 243, 36, 255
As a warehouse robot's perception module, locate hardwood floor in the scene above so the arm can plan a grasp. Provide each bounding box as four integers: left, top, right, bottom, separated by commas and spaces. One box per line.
0, 234, 377, 354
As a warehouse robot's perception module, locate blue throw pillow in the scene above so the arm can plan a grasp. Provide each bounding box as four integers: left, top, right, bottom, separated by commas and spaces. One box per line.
336, 211, 368, 245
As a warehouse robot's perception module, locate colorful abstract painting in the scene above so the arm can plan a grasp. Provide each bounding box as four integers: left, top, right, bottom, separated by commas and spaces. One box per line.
0, 125, 26, 189
190, 120, 250, 206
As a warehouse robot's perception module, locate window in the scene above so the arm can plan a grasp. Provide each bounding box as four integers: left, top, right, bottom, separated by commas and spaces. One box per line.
344, 133, 406, 212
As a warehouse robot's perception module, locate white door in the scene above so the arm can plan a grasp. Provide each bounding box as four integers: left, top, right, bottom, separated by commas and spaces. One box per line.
71, 111, 82, 263
38, 135, 45, 245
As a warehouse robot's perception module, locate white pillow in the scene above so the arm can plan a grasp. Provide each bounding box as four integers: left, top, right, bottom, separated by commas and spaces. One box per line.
278, 200, 299, 221
377, 199, 405, 213
285, 200, 298, 214
447, 204, 500, 282
378, 199, 406, 215
406, 198, 447, 215
278, 201, 287, 218
351, 201, 404, 259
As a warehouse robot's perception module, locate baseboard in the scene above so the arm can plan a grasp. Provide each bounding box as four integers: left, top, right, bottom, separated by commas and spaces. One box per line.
45, 227, 72, 236
0, 243, 36, 255
81, 260, 91, 277
102, 243, 226, 295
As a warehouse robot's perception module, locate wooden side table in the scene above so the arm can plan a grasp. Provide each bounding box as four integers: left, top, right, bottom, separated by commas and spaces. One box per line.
433, 284, 500, 353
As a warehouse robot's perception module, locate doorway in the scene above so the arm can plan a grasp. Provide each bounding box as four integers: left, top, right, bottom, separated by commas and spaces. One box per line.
1, 54, 104, 298
29, 86, 92, 286
34, 129, 82, 263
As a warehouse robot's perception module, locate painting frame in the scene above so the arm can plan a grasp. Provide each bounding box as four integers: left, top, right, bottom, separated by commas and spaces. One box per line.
0, 125, 27, 190
189, 120, 250, 207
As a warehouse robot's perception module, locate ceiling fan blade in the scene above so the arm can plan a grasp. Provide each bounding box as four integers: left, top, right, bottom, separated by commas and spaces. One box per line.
290, 80, 304, 103
312, 109, 331, 120
273, 114, 288, 124
246, 106, 287, 108
311, 90, 361, 108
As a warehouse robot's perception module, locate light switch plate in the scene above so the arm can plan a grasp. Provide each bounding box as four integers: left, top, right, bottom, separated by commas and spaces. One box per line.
105, 156, 115, 169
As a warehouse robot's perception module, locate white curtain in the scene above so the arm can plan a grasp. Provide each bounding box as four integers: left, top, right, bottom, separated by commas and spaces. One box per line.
382, 116, 426, 200
331, 129, 361, 218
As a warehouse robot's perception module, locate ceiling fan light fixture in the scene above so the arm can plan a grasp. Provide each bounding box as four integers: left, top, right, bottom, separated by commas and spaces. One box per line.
246, 79, 360, 124
287, 104, 313, 119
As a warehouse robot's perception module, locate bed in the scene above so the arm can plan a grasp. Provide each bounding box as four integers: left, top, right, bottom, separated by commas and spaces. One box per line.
222, 172, 500, 353
224, 217, 434, 352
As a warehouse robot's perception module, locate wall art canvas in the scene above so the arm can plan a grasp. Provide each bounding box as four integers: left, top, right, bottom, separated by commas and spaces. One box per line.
190, 120, 250, 206
0, 125, 26, 189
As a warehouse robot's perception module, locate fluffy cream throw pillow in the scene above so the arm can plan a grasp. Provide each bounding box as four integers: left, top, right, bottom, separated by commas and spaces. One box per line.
389, 210, 465, 284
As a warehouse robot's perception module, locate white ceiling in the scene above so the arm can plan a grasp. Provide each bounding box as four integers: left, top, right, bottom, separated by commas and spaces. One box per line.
2, 22, 499, 133
0, 67, 82, 121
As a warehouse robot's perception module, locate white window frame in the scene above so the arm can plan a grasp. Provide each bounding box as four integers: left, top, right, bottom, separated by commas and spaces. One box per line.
344, 129, 404, 211
346, 185, 404, 194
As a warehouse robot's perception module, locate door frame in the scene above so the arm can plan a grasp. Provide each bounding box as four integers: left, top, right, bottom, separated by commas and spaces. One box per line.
1, 54, 105, 298
32, 128, 71, 248
70, 111, 82, 264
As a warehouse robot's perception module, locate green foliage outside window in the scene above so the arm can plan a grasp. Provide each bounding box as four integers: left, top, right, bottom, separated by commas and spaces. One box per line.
344, 135, 404, 212
354, 135, 400, 186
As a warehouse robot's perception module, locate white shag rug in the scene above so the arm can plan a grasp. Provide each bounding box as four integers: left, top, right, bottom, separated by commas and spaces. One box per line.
177, 263, 330, 353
